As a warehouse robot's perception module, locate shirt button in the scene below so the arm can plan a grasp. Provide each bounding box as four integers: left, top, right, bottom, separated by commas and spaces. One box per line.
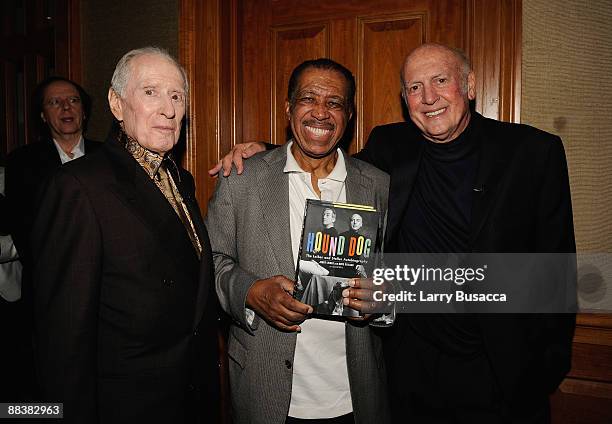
285, 360, 292, 369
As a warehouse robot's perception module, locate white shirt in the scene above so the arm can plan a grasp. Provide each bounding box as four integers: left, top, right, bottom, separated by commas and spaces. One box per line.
53, 136, 85, 164
284, 142, 353, 419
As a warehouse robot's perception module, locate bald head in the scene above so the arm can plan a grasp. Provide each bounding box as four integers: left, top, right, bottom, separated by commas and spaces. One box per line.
402, 43, 472, 93
400, 43, 476, 143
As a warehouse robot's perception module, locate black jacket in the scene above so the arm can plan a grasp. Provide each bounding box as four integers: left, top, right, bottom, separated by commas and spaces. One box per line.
357, 112, 576, 422
31, 137, 219, 423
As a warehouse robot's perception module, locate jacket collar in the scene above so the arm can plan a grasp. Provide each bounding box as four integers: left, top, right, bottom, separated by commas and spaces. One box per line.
385, 112, 512, 250
258, 144, 377, 277
102, 134, 200, 278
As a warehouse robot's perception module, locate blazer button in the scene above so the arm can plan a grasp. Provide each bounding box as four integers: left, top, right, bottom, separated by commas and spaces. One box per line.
285, 360, 292, 369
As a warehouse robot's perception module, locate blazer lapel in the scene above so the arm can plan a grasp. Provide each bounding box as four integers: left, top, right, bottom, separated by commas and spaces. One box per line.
174, 171, 215, 328
258, 146, 296, 279
345, 153, 373, 207
104, 140, 200, 278
469, 114, 511, 248
38, 138, 63, 170
386, 136, 424, 249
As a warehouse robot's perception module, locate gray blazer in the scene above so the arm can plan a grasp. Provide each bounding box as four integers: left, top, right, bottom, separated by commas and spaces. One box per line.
206, 145, 390, 424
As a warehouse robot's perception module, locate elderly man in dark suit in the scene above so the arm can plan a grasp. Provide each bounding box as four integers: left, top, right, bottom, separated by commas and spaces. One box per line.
207, 58, 390, 424
211, 43, 576, 424
31, 47, 219, 423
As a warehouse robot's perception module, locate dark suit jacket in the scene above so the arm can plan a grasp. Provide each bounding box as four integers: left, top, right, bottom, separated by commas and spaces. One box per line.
6, 137, 102, 265
357, 112, 576, 421
31, 137, 219, 423
4, 138, 102, 401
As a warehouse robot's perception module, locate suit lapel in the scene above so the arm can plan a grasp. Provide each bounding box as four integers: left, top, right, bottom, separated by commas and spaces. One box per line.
345, 154, 373, 206
174, 172, 214, 328
386, 135, 424, 248
193, 231, 214, 328
38, 138, 62, 170
469, 114, 511, 248
104, 140, 200, 278
258, 147, 296, 278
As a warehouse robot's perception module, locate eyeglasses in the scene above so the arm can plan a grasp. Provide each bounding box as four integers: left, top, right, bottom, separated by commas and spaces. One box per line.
44, 97, 82, 108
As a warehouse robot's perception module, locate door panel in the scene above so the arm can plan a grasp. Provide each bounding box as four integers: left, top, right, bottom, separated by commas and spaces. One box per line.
180, 0, 521, 207
272, 24, 329, 145
358, 14, 426, 147
241, 0, 466, 155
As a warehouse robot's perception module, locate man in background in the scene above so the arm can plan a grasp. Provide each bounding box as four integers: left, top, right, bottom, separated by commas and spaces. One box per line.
3, 77, 101, 402
7, 77, 101, 265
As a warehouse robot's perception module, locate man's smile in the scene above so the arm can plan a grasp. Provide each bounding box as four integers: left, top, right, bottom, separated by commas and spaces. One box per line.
304, 124, 333, 137
425, 107, 446, 117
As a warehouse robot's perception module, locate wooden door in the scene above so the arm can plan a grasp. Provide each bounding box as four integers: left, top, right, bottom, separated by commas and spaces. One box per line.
180, 0, 521, 208
241, 0, 465, 154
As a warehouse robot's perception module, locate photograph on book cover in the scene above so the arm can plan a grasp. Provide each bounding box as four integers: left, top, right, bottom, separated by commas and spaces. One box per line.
294, 200, 381, 317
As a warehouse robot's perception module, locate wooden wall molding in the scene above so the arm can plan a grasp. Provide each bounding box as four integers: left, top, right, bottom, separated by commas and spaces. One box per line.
179, 0, 232, 207
465, 0, 521, 123
271, 23, 329, 145
179, 0, 524, 200
357, 12, 427, 151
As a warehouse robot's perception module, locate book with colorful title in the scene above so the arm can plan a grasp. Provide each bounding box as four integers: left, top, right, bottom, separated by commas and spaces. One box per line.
294, 199, 381, 317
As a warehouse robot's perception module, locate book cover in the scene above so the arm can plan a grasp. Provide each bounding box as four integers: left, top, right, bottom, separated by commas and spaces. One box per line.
294, 199, 381, 317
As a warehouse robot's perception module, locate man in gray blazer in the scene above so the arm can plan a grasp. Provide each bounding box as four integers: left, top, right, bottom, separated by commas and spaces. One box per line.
206, 59, 390, 424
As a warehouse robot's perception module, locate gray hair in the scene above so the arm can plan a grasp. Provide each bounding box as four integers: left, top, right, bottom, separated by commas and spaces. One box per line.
400, 43, 472, 94
110, 46, 189, 97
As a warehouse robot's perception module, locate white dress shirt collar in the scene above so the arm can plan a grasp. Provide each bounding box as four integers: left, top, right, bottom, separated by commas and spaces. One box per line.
53, 136, 85, 164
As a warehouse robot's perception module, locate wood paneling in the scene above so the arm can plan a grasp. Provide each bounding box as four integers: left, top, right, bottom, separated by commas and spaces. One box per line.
241, 0, 272, 144
465, 0, 521, 122
179, 0, 523, 208
358, 14, 426, 152
551, 387, 612, 424
179, 0, 226, 206
550, 313, 612, 424
0, 0, 80, 159
272, 24, 329, 145
238, 0, 470, 161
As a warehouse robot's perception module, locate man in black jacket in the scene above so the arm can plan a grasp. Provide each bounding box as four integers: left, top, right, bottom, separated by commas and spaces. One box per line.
211, 43, 576, 423
6, 77, 101, 264
4, 77, 101, 402
31, 47, 219, 423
